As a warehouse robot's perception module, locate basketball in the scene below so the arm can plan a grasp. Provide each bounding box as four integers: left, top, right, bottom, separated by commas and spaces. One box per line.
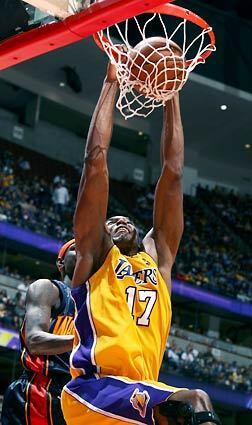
128, 37, 185, 95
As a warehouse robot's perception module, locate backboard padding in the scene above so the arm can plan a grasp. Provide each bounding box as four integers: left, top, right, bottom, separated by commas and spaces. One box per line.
0, 0, 173, 71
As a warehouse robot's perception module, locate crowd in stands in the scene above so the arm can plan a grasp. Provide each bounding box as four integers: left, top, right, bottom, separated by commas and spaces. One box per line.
197, 185, 252, 246
0, 149, 74, 240
164, 340, 252, 393
174, 194, 251, 303
1, 145, 251, 302
0, 287, 25, 331
0, 266, 30, 287
0, 267, 30, 331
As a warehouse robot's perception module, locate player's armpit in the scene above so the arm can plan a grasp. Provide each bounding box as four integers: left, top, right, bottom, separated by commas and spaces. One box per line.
142, 228, 158, 263
143, 226, 174, 293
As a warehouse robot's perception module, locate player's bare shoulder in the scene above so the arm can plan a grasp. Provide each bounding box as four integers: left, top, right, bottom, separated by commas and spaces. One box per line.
27, 279, 60, 307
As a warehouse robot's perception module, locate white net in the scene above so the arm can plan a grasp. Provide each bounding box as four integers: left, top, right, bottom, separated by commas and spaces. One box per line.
96, 13, 215, 119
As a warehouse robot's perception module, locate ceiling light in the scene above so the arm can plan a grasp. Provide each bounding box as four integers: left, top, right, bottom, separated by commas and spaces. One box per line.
138, 131, 143, 136
244, 144, 251, 149
220, 104, 227, 110
59, 82, 65, 87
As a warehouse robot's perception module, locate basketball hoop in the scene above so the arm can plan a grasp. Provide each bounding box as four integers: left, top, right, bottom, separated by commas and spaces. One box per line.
94, 2, 216, 119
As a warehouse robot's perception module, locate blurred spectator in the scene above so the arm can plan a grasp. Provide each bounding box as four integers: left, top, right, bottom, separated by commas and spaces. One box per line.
17, 280, 29, 302
13, 291, 25, 328
53, 175, 61, 185
52, 181, 70, 215
0, 289, 25, 330
0, 302, 12, 328
18, 157, 31, 172
167, 341, 180, 369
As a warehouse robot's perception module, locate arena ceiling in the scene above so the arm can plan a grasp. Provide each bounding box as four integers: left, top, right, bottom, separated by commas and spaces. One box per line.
0, 37, 251, 180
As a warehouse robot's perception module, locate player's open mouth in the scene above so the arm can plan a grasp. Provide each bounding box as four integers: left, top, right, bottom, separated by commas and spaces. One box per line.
115, 226, 129, 234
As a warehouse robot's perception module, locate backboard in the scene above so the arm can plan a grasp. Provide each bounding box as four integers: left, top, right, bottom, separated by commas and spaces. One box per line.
0, 0, 173, 71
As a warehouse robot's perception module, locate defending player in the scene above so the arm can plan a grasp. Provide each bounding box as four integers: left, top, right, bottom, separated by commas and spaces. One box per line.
61, 64, 221, 425
1, 240, 76, 425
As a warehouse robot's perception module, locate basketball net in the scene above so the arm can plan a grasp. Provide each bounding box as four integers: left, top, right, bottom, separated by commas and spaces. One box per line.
96, 13, 215, 119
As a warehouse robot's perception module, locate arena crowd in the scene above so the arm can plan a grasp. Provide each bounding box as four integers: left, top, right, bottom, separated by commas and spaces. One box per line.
164, 341, 252, 393
1, 147, 251, 302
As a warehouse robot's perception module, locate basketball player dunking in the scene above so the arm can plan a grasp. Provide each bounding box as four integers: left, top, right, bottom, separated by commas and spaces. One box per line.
1, 240, 76, 425
61, 64, 221, 425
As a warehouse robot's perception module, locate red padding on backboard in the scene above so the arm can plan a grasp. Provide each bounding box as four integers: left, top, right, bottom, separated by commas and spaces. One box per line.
0, 0, 171, 71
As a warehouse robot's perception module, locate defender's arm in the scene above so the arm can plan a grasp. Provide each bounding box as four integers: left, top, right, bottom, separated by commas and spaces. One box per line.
143, 94, 184, 290
72, 66, 118, 286
25, 279, 74, 355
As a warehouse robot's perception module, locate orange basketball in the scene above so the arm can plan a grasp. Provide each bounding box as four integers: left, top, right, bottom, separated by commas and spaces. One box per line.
128, 37, 185, 94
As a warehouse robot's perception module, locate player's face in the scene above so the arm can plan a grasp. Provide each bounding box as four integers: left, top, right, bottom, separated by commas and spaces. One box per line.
106, 216, 138, 247
64, 243, 76, 280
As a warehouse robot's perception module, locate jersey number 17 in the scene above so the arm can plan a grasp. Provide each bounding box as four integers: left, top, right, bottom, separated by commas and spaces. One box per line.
125, 287, 157, 326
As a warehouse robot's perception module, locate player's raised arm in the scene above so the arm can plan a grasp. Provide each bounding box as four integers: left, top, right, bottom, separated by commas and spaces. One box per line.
25, 279, 74, 355
72, 64, 118, 286
143, 93, 184, 292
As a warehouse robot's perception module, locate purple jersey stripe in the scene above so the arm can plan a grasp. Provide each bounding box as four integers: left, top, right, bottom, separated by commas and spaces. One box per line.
66, 375, 173, 424
70, 283, 98, 375
71, 285, 87, 312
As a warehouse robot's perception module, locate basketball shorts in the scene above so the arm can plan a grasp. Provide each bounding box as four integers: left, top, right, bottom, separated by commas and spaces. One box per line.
61, 375, 186, 425
1, 372, 69, 425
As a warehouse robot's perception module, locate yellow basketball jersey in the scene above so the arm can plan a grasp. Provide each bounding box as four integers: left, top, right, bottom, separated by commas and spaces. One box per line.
70, 245, 171, 382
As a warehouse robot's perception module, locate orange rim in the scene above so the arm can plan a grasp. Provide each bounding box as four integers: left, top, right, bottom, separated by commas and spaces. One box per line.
93, 3, 216, 67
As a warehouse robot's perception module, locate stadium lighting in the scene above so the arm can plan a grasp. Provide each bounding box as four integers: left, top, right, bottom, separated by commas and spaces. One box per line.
220, 104, 227, 110
244, 144, 251, 149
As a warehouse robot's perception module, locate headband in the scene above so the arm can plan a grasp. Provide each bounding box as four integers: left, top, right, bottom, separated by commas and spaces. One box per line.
57, 238, 75, 272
